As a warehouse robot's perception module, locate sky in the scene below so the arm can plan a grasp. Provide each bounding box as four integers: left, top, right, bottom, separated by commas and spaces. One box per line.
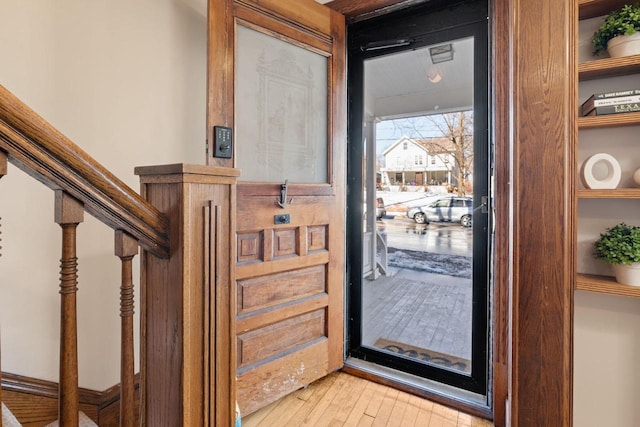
375, 116, 448, 155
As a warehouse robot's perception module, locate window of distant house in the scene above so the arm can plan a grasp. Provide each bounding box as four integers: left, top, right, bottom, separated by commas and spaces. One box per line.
415, 155, 422, 165
431, 156, 436, 164
403, 141, 408, 150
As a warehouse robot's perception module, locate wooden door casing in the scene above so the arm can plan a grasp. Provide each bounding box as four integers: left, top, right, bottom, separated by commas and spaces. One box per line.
206, 0, 346, 416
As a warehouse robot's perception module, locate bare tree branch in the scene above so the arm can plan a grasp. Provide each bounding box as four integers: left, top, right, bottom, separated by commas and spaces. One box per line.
390, 112, 474, 196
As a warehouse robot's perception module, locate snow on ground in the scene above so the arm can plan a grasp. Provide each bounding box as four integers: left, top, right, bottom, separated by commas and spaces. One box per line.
372, 187, 474, 277
386, 247, 472, 279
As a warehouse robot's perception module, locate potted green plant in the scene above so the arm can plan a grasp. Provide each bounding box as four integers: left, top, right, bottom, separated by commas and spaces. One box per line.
594, 223, 640, 286
592, 4, 640, 57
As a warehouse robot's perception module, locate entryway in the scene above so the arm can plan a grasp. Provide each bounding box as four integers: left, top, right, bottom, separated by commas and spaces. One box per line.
345, 0, 491, 407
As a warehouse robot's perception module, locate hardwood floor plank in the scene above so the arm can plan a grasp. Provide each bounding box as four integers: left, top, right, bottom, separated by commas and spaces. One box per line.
242, 372, 494, 427
358, 413, 375, 427
298, 372, 350, 426
370, 387, 399, 426
414, 395, 435, 426
343, 381, 384, 426
429, 413, 459, 427
400, 394, 422, 426
242, 400, 277, 427
457, 412, 473, 426
433, 403, 459, 422
471, 417, 493, 427
324, 375, 368, 424
286, 372, 341, 425
386, 390, 411, 426
253, 391, 306, 426
363, 381, 387, 418
295, 384, 316, 402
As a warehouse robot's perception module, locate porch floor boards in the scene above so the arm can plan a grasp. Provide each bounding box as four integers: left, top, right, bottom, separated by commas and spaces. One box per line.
242, 371, 493, 427
362, 267, 473, 361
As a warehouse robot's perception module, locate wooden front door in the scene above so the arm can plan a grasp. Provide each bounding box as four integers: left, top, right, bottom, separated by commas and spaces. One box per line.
207, 0, 346, 416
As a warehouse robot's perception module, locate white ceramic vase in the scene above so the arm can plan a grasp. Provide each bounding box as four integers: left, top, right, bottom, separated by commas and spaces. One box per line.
607, 32, 640, 58
612, 263, 640, 286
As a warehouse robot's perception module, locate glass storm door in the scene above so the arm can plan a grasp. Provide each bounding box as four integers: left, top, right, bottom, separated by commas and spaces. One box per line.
346, 1, 490, 396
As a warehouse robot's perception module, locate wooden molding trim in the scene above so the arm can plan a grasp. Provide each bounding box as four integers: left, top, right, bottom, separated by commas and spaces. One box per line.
96, 373, 141, 410
325, 0, 435, 21
491, 0, 510, 425
1, 372, 101, 405
1, 372, 141, 425
0, 84, 169, 258
326, 0, 409, 18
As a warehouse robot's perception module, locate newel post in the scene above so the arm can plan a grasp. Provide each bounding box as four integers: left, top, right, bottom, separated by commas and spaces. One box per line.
54, 190, 84, 426
135, 164, 238, 426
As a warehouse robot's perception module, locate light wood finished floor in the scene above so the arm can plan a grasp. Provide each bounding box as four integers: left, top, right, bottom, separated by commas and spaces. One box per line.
242, 371, 493, 427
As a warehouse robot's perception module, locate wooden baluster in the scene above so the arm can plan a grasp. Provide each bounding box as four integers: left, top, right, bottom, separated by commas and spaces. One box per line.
55, 190, 83, 426
115, 230, 138, 427
0, 149, 6, 177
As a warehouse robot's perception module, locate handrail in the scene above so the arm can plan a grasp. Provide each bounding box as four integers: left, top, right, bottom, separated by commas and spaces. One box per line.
0, 84, 169, 258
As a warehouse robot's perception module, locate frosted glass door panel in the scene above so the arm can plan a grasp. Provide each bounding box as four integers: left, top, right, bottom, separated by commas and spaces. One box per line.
235, 25, 328, 183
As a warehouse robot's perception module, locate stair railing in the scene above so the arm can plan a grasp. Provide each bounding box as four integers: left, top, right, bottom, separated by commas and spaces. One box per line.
0, 84, 170, 425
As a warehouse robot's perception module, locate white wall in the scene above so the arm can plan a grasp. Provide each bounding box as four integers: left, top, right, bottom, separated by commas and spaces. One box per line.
0, 0, 206, 390
573, 16, 640, 427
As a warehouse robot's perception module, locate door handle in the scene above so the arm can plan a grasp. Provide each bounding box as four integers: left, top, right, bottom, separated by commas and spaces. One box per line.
473, 196, 489, 214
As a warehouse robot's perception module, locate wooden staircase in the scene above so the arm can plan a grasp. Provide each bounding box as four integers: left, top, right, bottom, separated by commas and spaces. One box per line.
0, 84, 237, 426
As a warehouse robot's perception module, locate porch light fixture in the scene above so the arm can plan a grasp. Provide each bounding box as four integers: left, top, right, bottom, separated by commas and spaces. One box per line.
427, 66, 442, 83
429, 43, 453, 64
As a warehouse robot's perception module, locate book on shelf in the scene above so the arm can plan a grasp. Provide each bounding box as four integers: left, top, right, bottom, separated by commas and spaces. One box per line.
584, 102, 640, 116
581, 89, 640, 116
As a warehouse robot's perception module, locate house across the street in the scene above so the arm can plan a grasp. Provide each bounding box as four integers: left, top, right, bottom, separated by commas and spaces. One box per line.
380, 135, 459, 188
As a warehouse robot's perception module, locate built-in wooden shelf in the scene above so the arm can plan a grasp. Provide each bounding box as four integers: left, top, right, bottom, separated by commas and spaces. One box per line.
578, 0, 630, 20
575, 0, 640, 301
576, 273, 640, 297
577, 189, 640, 199
578, 111, 640, 129
579, 55, 640, 81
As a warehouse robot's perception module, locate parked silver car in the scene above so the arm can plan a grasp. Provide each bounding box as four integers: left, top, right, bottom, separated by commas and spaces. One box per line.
406, 197, 473, 227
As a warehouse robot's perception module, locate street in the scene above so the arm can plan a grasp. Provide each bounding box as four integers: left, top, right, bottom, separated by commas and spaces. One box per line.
377, 215, 473, 257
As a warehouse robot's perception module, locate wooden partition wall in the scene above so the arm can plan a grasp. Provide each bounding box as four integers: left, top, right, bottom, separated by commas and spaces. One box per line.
135, 164, 239, 427
508, 0, 576, 425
